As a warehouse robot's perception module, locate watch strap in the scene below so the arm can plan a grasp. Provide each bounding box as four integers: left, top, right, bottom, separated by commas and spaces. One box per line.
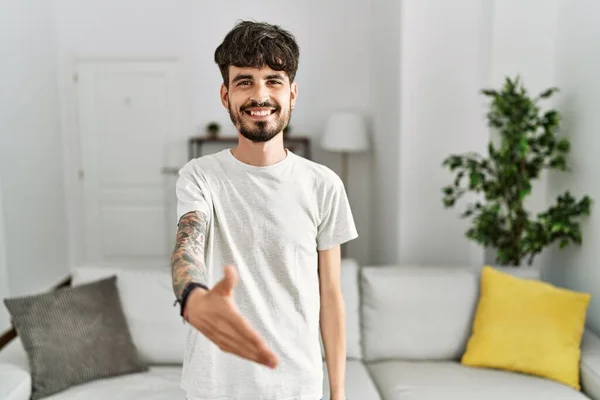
174, 282, 209, 317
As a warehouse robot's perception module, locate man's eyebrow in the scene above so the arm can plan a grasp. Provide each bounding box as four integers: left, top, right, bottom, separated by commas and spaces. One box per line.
265, 74, 285, 81
231, 74, 254, 83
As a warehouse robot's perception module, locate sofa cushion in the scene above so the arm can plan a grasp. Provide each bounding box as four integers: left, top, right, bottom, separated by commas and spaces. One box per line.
71, 265, 187, 365
322, 360, 380, 400
320, 259, 363, 360
361, 265, 479, 362
367, 360, 589, 399
41, 366, 184, 400
0, 364, 31, 400
4, 276, 148, 400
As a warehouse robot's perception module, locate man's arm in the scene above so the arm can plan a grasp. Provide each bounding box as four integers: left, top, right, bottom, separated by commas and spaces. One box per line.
171, 211, 209, 303
318, 245, 346, 400
170, 211, 279, 368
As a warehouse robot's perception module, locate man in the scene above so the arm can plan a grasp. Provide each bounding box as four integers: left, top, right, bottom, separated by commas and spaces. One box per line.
171, 20, 357, 400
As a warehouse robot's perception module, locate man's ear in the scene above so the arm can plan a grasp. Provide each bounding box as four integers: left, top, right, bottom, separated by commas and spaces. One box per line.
290, 82, 298, 109
220, 83, 229, 110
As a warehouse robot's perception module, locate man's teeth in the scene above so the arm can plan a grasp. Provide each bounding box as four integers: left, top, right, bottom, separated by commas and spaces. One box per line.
249, 110, 272, 116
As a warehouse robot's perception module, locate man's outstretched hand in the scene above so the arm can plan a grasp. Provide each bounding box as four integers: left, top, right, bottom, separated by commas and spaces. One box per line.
184, 265, 279, 369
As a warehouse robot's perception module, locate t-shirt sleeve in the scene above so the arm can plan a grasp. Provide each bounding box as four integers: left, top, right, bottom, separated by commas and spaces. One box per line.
175, 162, 211, 224
316, 175, 358, 251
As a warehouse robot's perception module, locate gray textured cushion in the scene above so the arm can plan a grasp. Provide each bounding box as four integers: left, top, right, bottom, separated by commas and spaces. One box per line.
4, 276, 148, 400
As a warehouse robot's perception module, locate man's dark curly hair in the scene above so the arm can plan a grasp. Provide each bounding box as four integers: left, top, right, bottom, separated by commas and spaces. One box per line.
214, 20, 300, 87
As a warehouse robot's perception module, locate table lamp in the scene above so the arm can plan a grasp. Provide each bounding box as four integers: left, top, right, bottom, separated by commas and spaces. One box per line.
321, 111, 370, 188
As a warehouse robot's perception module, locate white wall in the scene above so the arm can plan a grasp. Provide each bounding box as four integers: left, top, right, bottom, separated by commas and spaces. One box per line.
397, 0, 491, 266
0, 0, 69, 297
53, 0, 373, 266
368, 0, 401, 264
393, 0, 567, 269
545, 0, 600, 334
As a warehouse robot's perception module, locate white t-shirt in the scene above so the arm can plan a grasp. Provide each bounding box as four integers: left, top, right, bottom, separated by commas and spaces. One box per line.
175, 148, 358, 400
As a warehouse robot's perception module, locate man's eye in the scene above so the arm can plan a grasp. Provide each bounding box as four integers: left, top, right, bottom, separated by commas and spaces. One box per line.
238, 81, 250, 86
268, 80, 282, 85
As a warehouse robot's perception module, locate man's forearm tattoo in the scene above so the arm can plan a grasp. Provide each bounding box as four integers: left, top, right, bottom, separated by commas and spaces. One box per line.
171, 211, 208, 299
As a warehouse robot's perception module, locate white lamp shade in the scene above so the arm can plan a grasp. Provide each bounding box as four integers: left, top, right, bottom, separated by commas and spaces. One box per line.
321, 112, 370, 152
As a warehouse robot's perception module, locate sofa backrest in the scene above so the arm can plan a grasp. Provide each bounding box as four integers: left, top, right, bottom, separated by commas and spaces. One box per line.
320, 259, 363, 360
360, 265, 480, 362
72, 260, 366, 365
71, 265, 187, 365
72, 261, 483, 366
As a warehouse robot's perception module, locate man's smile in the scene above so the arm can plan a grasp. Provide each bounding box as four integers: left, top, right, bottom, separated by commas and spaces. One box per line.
243, 107, 277, 120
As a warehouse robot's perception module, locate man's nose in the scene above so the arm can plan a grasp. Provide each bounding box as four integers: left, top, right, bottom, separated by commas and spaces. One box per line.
251, 82, 270, 103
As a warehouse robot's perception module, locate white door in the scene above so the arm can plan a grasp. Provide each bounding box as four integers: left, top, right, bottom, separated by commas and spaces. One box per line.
75, 59, 183, 267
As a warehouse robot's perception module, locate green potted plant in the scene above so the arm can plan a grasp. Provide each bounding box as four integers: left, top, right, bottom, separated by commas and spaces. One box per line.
206, 122, 220, 139
441, 76, 593, 267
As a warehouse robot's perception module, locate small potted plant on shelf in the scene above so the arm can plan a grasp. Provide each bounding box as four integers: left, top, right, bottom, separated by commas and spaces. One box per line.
441, 76, 593, 268
206, 122, 220, 139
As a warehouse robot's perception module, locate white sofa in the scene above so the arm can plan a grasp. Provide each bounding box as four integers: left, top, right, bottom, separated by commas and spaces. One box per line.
1, 260, 600, 400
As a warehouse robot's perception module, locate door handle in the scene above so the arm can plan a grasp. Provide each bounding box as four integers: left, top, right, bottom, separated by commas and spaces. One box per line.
161, 167, 179, 175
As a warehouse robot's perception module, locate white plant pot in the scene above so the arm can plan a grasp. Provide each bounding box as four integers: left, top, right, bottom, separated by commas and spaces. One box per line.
488, 264, 542, 280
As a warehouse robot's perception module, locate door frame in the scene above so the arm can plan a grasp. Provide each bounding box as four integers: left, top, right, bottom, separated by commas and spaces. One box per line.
0, 176, 11, 332
60, 55, 191, 267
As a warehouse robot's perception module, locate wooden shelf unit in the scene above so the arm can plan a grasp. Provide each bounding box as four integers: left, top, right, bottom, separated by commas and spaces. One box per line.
187, 136, 311, 160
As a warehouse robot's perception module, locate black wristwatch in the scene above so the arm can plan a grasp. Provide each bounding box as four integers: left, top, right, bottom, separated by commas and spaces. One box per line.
175, 282, 209, 317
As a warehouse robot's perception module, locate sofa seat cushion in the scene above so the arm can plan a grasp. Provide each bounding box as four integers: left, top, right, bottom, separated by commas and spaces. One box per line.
42, 366, 184, 400
367, 360, 588, 400
322, 360, 381, 400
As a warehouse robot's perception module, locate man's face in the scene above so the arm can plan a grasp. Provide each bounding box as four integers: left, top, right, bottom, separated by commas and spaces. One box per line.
221, 66, 297, 143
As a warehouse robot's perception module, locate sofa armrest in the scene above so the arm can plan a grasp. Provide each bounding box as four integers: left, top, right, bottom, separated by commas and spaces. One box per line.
0, 364, 31, 400
582, 328, 600, 399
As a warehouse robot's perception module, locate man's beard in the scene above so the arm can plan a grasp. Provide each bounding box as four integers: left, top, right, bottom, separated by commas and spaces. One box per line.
229, 100, 291, 143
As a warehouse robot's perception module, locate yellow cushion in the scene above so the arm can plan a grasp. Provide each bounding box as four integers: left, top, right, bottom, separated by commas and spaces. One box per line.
461, 266, 591, 390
